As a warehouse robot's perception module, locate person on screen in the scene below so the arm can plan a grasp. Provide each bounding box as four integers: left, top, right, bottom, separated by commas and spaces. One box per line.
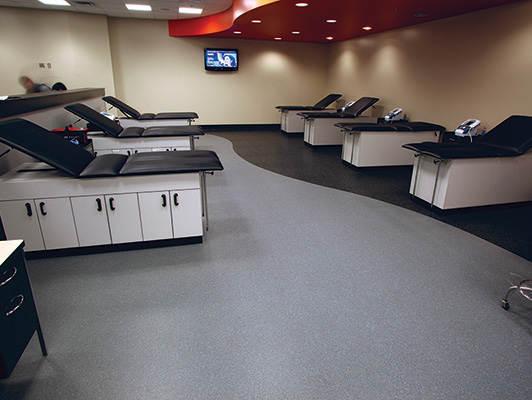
19, 76, 52, 93
217, 53, 236, 68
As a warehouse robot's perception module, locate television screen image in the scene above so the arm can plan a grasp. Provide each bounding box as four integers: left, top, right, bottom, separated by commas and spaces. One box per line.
204, 48, 238, 71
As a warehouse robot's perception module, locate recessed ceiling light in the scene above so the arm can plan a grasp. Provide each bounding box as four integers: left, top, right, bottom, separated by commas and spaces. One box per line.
292, 31, 301, 34
179, 7, 202, 15
234, 31, 242, 34
126, 4, 151, 11
274, 37, 282, 40
39, 0, 70, 5
326, 19, 337, 23
295, 2, 309, 6
326, 36, 334, 41
362, 26, 372, 31
251, 20, 262, 23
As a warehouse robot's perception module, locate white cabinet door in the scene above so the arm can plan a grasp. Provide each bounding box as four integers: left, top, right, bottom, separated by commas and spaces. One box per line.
104, 194, 143, 244
35, 198, 79, 250
170, 189, 203, 238
70, 196, 112, 247
0, 200, 45, 252
138, 191, 173, 241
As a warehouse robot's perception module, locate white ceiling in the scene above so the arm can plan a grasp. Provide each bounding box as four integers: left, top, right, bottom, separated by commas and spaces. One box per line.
0, 0, 233, 20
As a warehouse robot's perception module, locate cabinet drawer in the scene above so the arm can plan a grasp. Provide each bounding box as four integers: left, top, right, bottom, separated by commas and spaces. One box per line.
0, 280, 39, 378
0, 251, 28, 306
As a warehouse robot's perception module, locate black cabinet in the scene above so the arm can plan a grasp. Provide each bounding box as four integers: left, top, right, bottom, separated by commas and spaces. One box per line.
0, 240, 47, 378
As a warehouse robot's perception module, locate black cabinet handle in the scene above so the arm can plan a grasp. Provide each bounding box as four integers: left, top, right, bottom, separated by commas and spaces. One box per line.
109, 197, 115, 211
161, 194, 167, 207
6, 294, 24, 317
0, 267, 17, 287
25, 202, 32, 217
39, 202, 47, 216
173, 193, 179, 206
96, 198, 103, 212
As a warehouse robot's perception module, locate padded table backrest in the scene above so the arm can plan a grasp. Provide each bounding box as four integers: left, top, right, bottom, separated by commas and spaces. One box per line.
477, 115, 532, 155
102, 96, 141, 119
343, 97, 380, 116
313, 94, 342, 109
0, 118, 95, 177
65, 103, 124, 137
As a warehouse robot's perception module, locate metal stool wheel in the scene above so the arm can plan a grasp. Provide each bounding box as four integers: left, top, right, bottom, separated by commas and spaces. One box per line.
502, 279, 532, 311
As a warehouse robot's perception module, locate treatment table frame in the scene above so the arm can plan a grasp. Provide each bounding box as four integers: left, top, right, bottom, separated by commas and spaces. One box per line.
404, 115, 532, 210
0, 118, 223, 253
341, 128, 440, 167
409, 151, 532, 209
0, 163, 214, 252
276, 93, 342, 133
299, 97, 380, 146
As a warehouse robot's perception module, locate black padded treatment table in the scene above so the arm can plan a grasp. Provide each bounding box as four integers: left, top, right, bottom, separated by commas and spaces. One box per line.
65, 103, 203, 139
401, 115, 532, 209
297, 97, 380, 146
334, 121, 446, 167
102, 95, 198, 122
275, 93, 342, 111
65, 103, 204, 154
0, 118, 223, 252
275, 93, 342, 133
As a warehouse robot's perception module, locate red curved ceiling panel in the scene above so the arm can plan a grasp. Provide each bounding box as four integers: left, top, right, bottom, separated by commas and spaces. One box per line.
168, 0, 281, 37
169, 0, 522, 43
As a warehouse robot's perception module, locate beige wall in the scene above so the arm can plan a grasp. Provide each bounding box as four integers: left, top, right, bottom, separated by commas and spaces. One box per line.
1, 1, 532, 128
326, 1, 532, 130
0, 7, 115, 97
106, 18, 329, 124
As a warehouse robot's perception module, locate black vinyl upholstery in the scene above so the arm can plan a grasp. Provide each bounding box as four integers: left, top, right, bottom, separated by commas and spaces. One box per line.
298, 97, 379, 119
402, 115, 532, 159
65, 103, 124, 136
65, 103, 204, 138
78, 153, 128, 177
0, 119, 223, 178
313, 94, 343, 109
119, 151, 223, 176
0, 118, 96, 177
102, 96, 198, 120
275, 93, 342, 111
102, 96, 141, 119
140, 126, 204, 137
335, 121, 446, 132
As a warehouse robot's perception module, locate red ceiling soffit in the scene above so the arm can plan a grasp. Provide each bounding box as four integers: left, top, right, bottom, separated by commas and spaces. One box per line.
168, 0, 281, 37
169, 0, 523, 43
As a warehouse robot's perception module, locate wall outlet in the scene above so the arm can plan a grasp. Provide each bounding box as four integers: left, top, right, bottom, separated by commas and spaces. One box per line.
39, 63, 45, 68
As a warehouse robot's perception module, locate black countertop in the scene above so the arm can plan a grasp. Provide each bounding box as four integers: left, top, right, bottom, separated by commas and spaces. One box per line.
0, 88, 105, 120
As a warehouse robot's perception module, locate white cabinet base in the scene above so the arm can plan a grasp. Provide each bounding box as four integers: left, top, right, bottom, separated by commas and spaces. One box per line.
280, 109, 336, 133
0, 163, 205, 252
89, 134, 193, 156
342, 130, 439, 167
304, 116, 377, 146
409, 151, 532, 210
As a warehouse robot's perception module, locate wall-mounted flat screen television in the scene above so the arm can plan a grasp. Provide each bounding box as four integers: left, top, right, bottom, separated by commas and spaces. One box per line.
204, 48, 239, 71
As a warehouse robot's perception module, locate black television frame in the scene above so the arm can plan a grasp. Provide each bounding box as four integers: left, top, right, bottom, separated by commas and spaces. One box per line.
204, 48, 239, 72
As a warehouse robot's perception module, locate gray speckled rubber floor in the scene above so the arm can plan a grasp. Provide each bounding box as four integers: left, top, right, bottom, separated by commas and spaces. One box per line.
2, 134, 531, 400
